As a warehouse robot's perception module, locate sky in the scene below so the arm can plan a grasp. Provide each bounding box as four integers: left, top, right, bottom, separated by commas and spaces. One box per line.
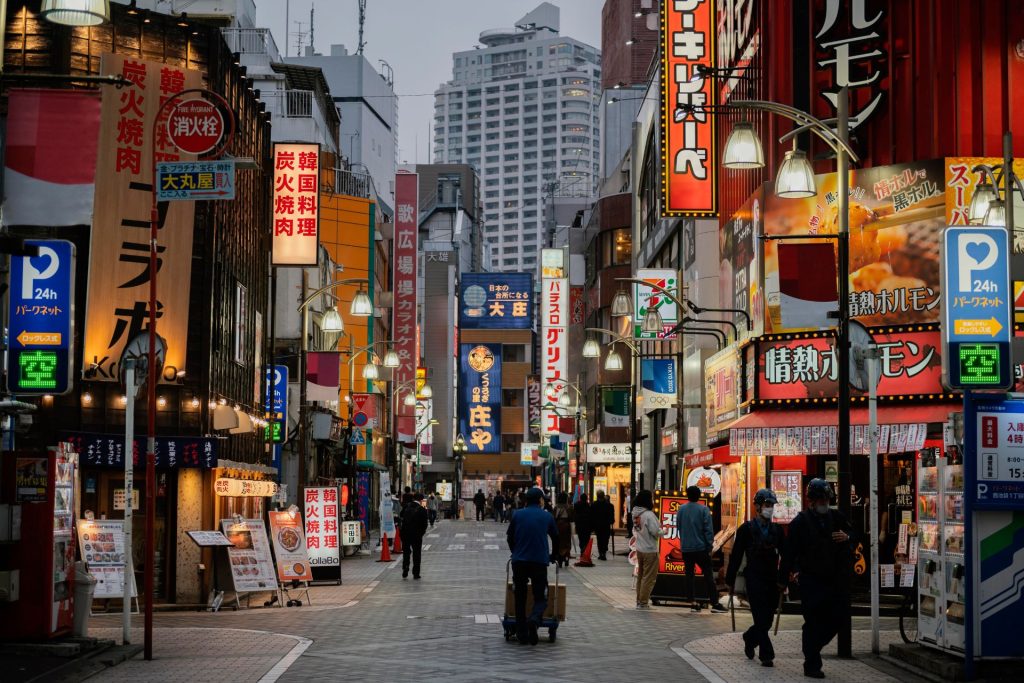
254, 0, 603, 164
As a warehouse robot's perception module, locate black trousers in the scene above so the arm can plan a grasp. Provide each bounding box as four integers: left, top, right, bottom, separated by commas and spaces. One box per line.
576, 528, 591, 555
402, 536, 423, 577
475, 504, 485, 521
800, 579, 846, 673
744, 580, 779, 662
595, 528, 611, 558
683, 550, 718, 605
511, 561, 548, 637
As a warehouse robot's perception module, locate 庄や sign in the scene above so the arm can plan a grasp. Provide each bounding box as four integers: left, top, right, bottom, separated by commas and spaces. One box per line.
941, 225, 1012, 389
660, 0, 717, 216
8, 240, 75, 394
272, 143, 320, 266
156, 160, 235, 201
458, 343, 502, 454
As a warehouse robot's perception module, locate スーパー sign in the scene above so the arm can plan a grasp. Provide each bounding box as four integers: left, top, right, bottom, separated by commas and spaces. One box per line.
271, 143, 320, 266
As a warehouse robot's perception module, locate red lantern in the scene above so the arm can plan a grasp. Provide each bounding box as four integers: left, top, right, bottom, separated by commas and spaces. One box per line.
340, 484, 350, 507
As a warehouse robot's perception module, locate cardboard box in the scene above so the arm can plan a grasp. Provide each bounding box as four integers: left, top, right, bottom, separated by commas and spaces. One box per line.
504, 581, 566, 621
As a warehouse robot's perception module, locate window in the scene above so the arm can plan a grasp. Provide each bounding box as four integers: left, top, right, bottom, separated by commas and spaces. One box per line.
502, 434, 524, 453
502, 389, 524, 406
502, 345, 527, 362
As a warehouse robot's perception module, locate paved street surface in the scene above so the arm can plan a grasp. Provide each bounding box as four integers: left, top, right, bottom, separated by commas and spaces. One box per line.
86, 519, 926, 682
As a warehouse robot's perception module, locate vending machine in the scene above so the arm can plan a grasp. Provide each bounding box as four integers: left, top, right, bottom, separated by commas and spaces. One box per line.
0, 444, 78, 639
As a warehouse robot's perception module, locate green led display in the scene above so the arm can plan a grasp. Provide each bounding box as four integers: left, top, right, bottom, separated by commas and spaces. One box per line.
18, 350, 58, 389
957, 343, 1002, 385
265, 421, 283, 443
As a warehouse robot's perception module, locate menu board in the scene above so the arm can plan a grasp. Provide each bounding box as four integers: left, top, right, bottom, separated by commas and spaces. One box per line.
186, 530, 234, 546
220, 518, 276, 593
771, 470, 803, 524
268, 511, 313, 582
77, 519, 137, 599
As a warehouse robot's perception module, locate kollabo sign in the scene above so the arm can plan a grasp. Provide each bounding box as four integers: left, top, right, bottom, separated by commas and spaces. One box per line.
941, 225, 1012, 389
660, 0, 717, 216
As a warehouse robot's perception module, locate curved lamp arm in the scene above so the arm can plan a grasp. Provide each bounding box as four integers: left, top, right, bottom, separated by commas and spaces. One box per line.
299, 277, 370, 311
346, 339, 395, 364
584, 327, 641, 355
617, 277, 752, 333
728, 99, 860, 164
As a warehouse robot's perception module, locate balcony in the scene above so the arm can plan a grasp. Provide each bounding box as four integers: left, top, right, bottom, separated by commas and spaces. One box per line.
221, 27, 280, 62
262, 89, 338, 155
327, 169, 375, 200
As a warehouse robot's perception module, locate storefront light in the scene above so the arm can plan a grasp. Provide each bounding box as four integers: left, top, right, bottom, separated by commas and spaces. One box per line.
722, 121, 765, 169
582, 337, 600, 358
604, 349, 624, 371
774, 149, 817, 198
968, 181, 997, 223
321, 306, 344, 333
611, 290, 632, 317
641, 306, 664, 334
362, 361, 380, 380
983, 198, 1007, 227
420, 383, 433, 398
41, 0, 110, 27
350, 289, 373, 316
404, 392, 417, 407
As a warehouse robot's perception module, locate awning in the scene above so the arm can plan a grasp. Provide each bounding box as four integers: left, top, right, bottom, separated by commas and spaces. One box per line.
726, 404, 960, 457
729, 404, 960, 429
685, 445, 740, 469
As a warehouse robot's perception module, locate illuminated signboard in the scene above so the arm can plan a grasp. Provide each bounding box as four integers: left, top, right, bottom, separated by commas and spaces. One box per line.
541, 278, 568, 437
941, 225, 1012, 390
264, 365, 288, 443
661, 0, 717, 216
458, 343, 502, 454
459, 273, 533, 329
271, 143, 320, 266
393, 172, 419, 442
8, 240, 75, 394
633, 269, 680, 340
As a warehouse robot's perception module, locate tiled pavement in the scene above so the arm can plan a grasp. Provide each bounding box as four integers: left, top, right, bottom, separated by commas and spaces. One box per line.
84, 520, 929, 682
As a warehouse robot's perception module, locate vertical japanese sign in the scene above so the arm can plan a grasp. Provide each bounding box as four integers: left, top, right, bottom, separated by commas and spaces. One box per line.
526, 374, 542, 441
303, 486, 341, 568
541, 278, 569, 438
8, 240, 75, 394
704, 345, 739, 436
85, 54, 202, 381
271, 143, 320, 266
661, 0, 717, 216
393, 172, 419, 442
633, 268, 680, 339
459, 272, 533, 329
458, 343, 502, 454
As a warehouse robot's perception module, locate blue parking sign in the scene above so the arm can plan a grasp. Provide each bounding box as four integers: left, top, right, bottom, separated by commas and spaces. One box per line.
941, 225, 1013, 389
264, 365, 288, 443
8, 240, 75, 394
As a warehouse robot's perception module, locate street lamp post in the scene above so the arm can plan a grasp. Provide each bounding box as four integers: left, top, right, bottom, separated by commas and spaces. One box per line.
453, 434, 467, 517
391, 378, 432, 492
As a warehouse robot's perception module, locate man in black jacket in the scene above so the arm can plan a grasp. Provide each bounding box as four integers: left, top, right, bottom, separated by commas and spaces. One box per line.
778, 479, 854, 679
400, 493, 430, 579
473, 489, 486, 521
572, 493, 593, 556
591, 490, 615, 560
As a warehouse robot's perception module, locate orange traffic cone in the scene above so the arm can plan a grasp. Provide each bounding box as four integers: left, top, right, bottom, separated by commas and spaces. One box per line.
575, 538, 595, 567
392, 526, 403, 553
377, 533, 392, 562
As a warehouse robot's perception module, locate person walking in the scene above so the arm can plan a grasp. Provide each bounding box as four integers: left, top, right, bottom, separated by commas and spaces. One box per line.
678, 486, 727, 613
592, 490, 614, 561
553, 492, 574, 567
506, 487, 558, 645
779, 479, 854, 679
400, 493, 429, 579
726, 488, 785, 667
426, 492, 438, 527
473, 489, 486, 521
493, 491, 505, 522
573, 492, 593, 557
631, 490, 663, 609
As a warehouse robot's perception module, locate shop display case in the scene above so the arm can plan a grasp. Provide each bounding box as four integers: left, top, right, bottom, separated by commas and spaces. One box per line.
916, 423, 965, 653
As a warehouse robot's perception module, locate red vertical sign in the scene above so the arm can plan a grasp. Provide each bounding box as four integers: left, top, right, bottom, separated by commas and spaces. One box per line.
661, 0, 717, 216
393, 172, 419, 442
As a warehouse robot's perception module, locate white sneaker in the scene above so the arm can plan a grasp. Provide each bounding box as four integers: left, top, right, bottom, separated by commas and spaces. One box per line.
635, 603, 650, 610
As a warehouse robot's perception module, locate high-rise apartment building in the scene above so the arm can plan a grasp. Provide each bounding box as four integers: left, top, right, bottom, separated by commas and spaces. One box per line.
432, 2, 601, 272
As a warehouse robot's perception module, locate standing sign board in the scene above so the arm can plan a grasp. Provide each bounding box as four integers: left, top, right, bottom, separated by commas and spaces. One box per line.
267, 511, 313, 582
650, 491, 709, 604
941, 225, 1012, 389
220, 518, 277, 594
969, 398, 1024, 508
303, 487, 341, 583
76, 519, 137, 601
8, 240, 75, 394
156, 160, 235, 201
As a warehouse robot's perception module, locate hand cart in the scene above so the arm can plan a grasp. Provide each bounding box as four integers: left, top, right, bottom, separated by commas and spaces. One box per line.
501, 560, 563, 643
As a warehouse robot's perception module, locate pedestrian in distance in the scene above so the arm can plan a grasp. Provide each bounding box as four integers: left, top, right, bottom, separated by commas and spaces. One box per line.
493, 491, 505, 522
631, 490, 663, 609
779, 478, 855, 679
473, 488, 486, 521
486, 492, 495, 520
553, 492, 574, 567
592, 490, 615, 560
573, 492, 593, 557
678, 486, 727, 613
400, 493, 429, 579
506, 487, 559, 645
623, 492, 632, 539
426, 491, 438, 527
726, 488, 785, 668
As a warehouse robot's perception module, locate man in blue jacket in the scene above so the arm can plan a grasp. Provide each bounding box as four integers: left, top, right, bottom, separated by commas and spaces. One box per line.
677, 485, 726, 613
506, 487, 558, 645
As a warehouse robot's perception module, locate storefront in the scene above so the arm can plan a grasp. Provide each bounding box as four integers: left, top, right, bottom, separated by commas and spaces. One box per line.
585, 443, 638, 529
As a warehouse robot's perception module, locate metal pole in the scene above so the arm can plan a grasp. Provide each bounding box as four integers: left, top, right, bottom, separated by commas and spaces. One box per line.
299, 270, 309, 497
1004, 131, 1015, 240
123, 360, 135, 646
629, 349, 638, 503
835, 85, 853, 658
144, 134, 159, 662
863, 346, 881, 655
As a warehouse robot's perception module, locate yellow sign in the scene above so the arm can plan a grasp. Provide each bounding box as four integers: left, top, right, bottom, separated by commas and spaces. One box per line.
954, 318, 1003, 337
17, 331, 60, 346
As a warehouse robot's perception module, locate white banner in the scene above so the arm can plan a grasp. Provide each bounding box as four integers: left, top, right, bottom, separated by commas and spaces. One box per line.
541, 278, 569, 439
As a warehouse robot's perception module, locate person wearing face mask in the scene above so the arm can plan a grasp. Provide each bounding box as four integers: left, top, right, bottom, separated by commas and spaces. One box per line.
726, 488, 785, 668
778, 478, 854, 679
